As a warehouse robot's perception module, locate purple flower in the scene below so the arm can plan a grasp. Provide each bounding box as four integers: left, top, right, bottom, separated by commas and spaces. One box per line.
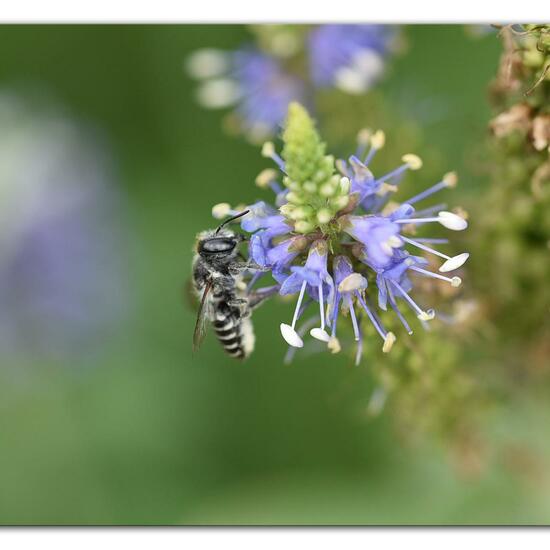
241, 201, 290, 234
242, 202, 294, 270
266, 236, 303, 274
232, 118, 470, 361
308, 25, 394, 93
279, 240, 334, 347
342, 215, 403, 268
343, 155, 379, 202
329, 255, 396, 363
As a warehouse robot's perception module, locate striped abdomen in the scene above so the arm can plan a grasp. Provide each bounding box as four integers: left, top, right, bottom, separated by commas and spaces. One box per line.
211, 297, 255, 359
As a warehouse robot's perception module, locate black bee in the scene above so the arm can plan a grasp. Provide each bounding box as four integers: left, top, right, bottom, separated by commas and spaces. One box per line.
192, 210, 276, 359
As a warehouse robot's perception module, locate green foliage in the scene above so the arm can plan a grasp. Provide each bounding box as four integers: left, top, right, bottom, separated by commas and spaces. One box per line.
478, 25, 550, 343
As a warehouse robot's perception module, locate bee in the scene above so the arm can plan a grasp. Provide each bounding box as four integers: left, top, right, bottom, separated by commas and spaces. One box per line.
192, 210, 276, 359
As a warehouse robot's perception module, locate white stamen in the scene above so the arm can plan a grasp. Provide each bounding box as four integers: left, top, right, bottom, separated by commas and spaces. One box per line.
196, 79, 241, 109
394, 212, 468, 231
318, 285, 326, 330
310, 286, 330, 342
411, 266, 463, 287
401, 236, 454, 262
414, 238, 449, 244
382, 332, 396, 353
439, 252, 470, 272
386, 283, 414, 335
391, 280, 427, 319
310, 328, 331, 342
291, 280, 308, 329
338, 273, 368, 293
347, 296, 361, 341
280, 323, 304, 348
437, 211, 468, 230
355, 293, 387, 340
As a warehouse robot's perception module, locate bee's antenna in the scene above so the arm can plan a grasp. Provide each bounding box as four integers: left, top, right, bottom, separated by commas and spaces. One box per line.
215, 209, 250, 235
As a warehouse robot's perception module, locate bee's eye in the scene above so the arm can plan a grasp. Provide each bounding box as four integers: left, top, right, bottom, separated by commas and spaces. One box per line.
200, 237, 236, 254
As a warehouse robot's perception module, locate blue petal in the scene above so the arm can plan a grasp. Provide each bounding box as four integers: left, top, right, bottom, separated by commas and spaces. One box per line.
376, 275, 388, 310
290, 266, 321, 286
279, 272, 305, 295
389, 203, 415, 221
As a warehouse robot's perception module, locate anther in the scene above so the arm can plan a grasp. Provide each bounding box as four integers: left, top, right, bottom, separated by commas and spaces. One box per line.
261, 142, 275, 158
417, 309, 435, 321
328, 336, 341, 354
255, 168, 278, 189
443, 171, 458, 188
370, 130, 386, 150
212, 203, 233, 219
382, 332, 396, 353
401, 154, 423, 170
338, 273, 368, 293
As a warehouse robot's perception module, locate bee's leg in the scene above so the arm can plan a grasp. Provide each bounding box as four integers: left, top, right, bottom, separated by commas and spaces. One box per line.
248, 285, 279, 310
227, 297, 249, 317
229, 261, 268, 275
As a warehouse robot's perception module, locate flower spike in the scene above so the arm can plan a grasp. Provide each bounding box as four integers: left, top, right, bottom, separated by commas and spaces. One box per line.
220, 103, 470, 363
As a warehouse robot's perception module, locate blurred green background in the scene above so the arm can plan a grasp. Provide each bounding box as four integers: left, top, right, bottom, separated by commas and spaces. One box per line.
0, 24, 549, 525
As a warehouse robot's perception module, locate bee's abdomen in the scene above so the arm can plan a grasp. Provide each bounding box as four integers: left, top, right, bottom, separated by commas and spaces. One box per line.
213, 315, 244, 358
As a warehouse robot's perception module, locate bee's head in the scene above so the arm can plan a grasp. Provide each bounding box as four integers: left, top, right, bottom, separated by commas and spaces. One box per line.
196, 209, 249, 259
197, 229, 242, 258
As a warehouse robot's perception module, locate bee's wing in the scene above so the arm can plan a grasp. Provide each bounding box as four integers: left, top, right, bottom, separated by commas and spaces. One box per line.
193, 279, 213, 352
183, 278, 199, 310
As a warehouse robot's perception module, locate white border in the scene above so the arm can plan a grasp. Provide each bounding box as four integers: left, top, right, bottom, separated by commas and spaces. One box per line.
1, 2, 549, 546
0, 0, 548, 22
1, 528, 550, 549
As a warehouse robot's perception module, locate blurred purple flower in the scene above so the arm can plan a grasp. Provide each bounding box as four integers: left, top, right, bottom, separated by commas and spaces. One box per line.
188, 48, 308, 142
0, 94, 129, 362
308, 25, 395, 93
187, 25, 397, 140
